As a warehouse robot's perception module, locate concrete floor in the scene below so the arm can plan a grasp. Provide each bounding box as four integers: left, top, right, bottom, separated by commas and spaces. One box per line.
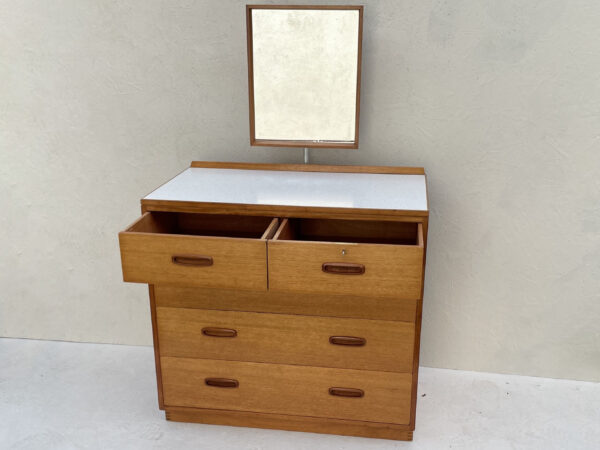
0, 338, 598, 450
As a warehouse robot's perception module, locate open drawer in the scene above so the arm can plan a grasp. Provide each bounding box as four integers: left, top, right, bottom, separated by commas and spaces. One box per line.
268, 218, 424, 298
119, 212, 279, 290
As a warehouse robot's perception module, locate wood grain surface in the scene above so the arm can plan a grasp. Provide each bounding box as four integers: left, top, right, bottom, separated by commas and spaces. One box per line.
157, 307, 415, 372
161, 357, 412, 424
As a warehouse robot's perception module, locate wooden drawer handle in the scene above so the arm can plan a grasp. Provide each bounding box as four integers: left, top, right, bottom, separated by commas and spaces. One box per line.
171, 255, 213, 267
322, 262, 365, 275
329, 336, 366, 346
329, 387, 364, 398
202, 327, 237, 338
205, 378, 239, 388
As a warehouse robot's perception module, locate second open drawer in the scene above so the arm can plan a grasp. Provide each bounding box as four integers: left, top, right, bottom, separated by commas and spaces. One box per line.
268, 218, 425, 298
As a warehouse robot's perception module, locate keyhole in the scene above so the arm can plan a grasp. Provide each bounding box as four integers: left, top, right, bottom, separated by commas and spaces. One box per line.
342, 249, 346, 256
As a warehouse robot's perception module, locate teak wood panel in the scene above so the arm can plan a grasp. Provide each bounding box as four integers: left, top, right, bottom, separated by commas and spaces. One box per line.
161, 357, 412, 424
268, 231, 424, 298
156, 307, 415, 372
141, 199, 428, 221
148, 286, 164, 409
119, 215, 269, 291
190, 161, 425, 175
154, 285, 418, 322
165, 406, 413, 441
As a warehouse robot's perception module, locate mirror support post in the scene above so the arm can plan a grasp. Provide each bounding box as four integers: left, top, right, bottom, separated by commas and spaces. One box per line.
303, 147, 310, 164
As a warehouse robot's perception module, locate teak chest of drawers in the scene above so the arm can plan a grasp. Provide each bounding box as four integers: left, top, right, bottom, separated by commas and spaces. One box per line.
118, 161, 429, 441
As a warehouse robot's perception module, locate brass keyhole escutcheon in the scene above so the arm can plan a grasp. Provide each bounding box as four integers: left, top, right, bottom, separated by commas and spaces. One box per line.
342, 249, 346, 256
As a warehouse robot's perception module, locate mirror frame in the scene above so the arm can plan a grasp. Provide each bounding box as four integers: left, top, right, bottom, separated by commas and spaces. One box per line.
246, 4, 363, 149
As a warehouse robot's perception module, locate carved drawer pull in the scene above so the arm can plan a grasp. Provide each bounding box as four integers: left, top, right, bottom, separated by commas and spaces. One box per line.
329, 387, 364, 398
322, 262, 365, 275
171, 255, 213, 267
202, 327, 237, 338
329, 336, 366, 346
205, 378, 239, 388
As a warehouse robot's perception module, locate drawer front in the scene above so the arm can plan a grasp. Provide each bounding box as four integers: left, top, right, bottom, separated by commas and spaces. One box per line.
268, 240, 424, 298
157, 307, 415, 372
120, 233, 267, 291
154, 285, 418, 322
161, 357, 412, 424
119, 213, 277, 291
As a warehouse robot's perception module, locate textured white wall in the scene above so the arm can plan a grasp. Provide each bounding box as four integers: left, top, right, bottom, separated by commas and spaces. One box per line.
1, 0, 599, 382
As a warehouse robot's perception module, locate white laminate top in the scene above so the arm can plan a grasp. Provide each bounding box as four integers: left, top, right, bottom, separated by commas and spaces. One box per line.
144, 168, 428, 212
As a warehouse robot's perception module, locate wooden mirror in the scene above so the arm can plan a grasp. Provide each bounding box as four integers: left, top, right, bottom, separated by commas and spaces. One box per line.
246, 5, 363, 149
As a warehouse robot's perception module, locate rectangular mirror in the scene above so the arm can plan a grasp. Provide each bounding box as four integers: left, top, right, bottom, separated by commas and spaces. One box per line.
246, 5, 363, 149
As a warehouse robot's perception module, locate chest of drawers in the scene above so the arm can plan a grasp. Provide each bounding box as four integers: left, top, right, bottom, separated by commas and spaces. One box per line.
118, 161, 429, 441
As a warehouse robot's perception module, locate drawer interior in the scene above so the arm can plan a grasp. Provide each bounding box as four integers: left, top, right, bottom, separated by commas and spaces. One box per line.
273, 218, 423, 246
127, 212, 278, 239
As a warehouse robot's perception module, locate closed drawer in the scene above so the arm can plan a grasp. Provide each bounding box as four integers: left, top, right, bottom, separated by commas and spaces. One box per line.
155, 285, 418, 322
268, 218, 424, 298
157, 307, 414, 372
161, 357, 412, 424
119, 212, 278, 290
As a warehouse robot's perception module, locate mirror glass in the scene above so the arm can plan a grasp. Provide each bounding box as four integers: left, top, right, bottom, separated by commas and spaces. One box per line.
247, 6, 363, 148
